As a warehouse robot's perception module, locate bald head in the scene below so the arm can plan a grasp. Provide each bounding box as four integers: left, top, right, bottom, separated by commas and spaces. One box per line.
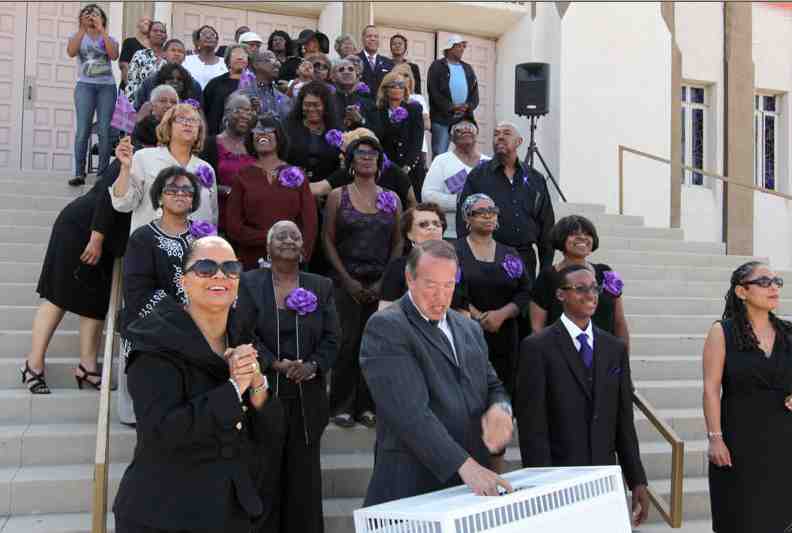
493, 122, 523, 160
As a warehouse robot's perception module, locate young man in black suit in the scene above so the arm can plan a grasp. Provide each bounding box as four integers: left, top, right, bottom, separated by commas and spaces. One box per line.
515, 264, 650, 527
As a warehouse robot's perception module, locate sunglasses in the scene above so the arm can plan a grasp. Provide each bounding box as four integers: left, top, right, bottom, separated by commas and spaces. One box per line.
185, 259, 243, 279
417, 220, 443, 230
162, 185, 194, 196
313, 62, 330, 70
385, 80, 406, 89
741, 276, 784, 289
561, 283, 603, 296
354, 148, 379, 160
470, 206, 500, 217
337, 65, 356, 73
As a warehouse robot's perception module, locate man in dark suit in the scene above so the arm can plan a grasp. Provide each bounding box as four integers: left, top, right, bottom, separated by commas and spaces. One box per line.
357, 24, 394, 95
515, 264, 650, 526
360, 240, 514, 506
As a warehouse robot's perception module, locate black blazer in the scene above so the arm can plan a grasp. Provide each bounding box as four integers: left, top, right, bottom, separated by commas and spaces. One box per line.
427, 57, 479, 125
229, 268, 339, 444
515, 321, 647, 489
360, 295, 509, 506
377, 101, 424, 169
203, 73, 241, 135
113, 297, 283, 532
284, 118, 342, 183
332, 90, 381, 133
357, 51, 394, 95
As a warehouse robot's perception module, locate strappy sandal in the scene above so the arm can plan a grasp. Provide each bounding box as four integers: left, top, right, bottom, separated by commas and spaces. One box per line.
74, 363, 102, 390
357, 411, 377, 428
21, 361, 51, 394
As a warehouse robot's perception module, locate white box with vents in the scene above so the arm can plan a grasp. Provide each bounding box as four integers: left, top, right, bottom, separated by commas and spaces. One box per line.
354, 466, 632, 533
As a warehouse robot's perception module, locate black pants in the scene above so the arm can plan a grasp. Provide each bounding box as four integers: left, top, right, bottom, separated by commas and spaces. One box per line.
116, 517, 248, 533
329, 282, 376, 417
409, 154, 427, 203
256, 398, 323, 533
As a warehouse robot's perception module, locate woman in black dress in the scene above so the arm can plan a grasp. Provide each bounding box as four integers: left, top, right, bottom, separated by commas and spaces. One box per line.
704, 261, 792, 533
323, 138, 402, 428
529, 215, 629, 345
231, 220, 339, 533
114, 236, 277, 533
375, 71, 423, 181
455, 193, 530, 398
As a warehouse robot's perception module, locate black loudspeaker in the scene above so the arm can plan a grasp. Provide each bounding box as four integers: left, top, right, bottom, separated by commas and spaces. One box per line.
515, 62, 550, 116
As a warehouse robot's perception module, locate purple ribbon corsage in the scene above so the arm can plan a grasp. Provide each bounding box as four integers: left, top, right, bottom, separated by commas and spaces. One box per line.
324, 129, 344, 148
382, 153, 393, 169
502, 254, 524, 280
278, 166, 305, 189
389, 107, 408, 124
195, 165, 215, 189
602, 270, 624, 297
376, 190, 398, 214
285, 287, 318, 316
189, 220, 218, 239
356, 82, 370, 94
184, 98, 201, 110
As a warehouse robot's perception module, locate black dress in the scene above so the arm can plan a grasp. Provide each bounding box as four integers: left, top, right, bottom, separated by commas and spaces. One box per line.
37, 161, 131, 319
708, 319, 792, 533
532, 263, 619, 334
326, 164, 412, 210
376, 102, 423, 171
455, 239, 531, 392
203, 73, 241, 135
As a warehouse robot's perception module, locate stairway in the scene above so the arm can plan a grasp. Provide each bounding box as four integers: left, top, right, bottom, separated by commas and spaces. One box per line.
0, 176, 782, 533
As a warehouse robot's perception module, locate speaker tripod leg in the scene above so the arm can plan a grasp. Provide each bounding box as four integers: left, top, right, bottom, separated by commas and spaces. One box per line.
528, 145, 567, 202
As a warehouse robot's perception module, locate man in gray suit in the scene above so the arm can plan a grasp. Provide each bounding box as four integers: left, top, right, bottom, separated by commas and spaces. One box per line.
360, 240, 514, 506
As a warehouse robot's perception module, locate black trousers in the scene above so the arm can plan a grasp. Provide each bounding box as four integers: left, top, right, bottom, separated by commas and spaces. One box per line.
328, 282, 376, 417
256, 397, 324, 533
116, 517, 248, 533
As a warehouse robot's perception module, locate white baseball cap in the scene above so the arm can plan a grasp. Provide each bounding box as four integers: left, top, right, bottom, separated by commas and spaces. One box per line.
444, 34, 467, 51
239, 31, 264, 44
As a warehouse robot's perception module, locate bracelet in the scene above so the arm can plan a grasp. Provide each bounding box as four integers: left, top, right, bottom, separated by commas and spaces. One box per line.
707, 432, 723, 440
250, 375, 269, 395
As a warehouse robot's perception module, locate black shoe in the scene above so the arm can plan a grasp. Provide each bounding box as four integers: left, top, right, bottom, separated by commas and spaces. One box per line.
21, 361, 51, 394
68, 176, 86, 186
357, 411, 377, 428
74, 363, 101, 390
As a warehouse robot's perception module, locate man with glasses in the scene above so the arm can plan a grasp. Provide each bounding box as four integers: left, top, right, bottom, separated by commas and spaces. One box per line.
331, 58, 380, 132
237, 50, 291, 121
514, 264, 650, 528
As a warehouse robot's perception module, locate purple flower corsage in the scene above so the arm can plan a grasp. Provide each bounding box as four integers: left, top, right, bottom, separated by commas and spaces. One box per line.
285, 287, 318, 316
356, 82, 370, 94
382, 153, 393, 169
324, 128, 344, 148
389, 107, 408, 124
189, 220, 218, 239
502, 254, 524, 280
195, 165, 215, 189
376, 190, 398, 214
239, 69, 255, 89
184, 98, 201, 110
278, 166, 305, 189
602, 270, 624, 297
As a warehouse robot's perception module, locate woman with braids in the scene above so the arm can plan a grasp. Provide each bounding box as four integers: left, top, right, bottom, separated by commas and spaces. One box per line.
704, 261, 792, 533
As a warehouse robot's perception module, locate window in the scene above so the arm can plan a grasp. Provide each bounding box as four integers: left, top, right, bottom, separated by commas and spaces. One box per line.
754, 94, 780, 190
681, 85, 707, 185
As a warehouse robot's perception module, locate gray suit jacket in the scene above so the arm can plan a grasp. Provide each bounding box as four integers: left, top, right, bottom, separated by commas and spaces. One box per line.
360, 295, 509, 506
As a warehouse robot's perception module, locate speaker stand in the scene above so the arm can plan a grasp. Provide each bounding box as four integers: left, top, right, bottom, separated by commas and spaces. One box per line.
524, 115, 567, 202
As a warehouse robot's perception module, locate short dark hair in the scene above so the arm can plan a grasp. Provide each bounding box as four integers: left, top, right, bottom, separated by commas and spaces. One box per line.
192, 25, 218, 46
557, 264, 594, 287
149, 21, 167, 33
245, 116, 290, 160
401, 202, 447, 241
155, 63, 192, 100
288, 80, 341, 130
406, 239, 458, 278
79, 4, 108, 28
163, 38, 185, 51
550, 215, 600, 253
268, 30, 293, 55
149, 165, 201, 213
362, 24, 377, 37
235, 26, 250, 41
390, 33, 408, 51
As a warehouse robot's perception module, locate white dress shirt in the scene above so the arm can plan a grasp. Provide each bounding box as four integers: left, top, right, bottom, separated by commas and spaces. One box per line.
560, 313, 594, 352
407, 291, 458, 364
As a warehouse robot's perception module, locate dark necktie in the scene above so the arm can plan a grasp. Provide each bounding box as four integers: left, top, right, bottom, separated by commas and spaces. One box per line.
577, 332, 593, 369
429, 319, 458, 365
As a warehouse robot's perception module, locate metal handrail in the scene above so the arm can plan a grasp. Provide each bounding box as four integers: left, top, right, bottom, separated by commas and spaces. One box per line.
91, 258, 123, 533
633, 391, 685, 528
617, 144, 792, 217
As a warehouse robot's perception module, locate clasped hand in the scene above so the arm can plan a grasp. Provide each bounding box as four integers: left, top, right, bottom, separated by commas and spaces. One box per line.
273, 359, 316, 384
225, 344, 262, 394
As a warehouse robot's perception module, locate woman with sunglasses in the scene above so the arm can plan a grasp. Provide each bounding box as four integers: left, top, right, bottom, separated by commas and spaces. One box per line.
455, 194, 530, 415
304, 52, 333, 85
113, 236, 278, 533
529, 215, 629, 346
704, 261, 792, 533
227, 117, 317, 271
423, 118, 489, 238
200, 93, 257, 235
375, 71, 423, 183
230, 220, 338, 533
112, 103, 217, 234
323, 137, 403, 428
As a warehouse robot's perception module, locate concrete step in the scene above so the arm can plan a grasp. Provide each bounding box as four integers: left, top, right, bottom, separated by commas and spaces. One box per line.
0, 358, 107, 390
0, 243, 47, 262
554, 202, 606, 215
634, 380, 702, 410
0, 389, 106, 425
635, 408, 704, 442
616, 263, 780, 283
636, 520, 714, 533
553, 211, 645, 227
0, 171, 75, 184
624, 279, 727, 297
592, 250, 762, 269
0, 194, 73, 212
0, 331, 93, 359
0, 262, 43, 283
598, 225, 684, 240
1, 180, 86, 198
627, 315, 718, 335
631, 355, 702, 381
0, 210, 59, 228
0, 283, 39, 306
648, 476, 711, 522
596, 237, 724, 255
631, 334, 705, 356
0, 225, 51, 245
0, 305, 80, 331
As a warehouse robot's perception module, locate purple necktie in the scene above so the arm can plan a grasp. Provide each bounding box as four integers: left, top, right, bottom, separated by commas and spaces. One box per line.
577, 333, 593, 369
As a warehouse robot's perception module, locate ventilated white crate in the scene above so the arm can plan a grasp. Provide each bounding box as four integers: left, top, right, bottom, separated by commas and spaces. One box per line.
354, 466, 631, 533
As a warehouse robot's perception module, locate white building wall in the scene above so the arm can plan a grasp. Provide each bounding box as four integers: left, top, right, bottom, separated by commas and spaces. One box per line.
495, 12, 532, 162
319, 2, 343, 58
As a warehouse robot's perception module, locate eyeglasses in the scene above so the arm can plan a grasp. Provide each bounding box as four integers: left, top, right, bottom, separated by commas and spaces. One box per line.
162, 185, 194, 196
560, 283, 603, 296
337, 66, 356, 73
230, 106, 253, 115
354, 148, 379, 160
741, 276, 784, 289
253, 127, 277, 135
185, 259, 243, 279
470, 206, 500, 217
173, 116, 200, 126
313, 62, 330, 70
199, 29, 218, 39
452, 123, 477, 135
385, 80, 406, 89
417, 220, 443, 230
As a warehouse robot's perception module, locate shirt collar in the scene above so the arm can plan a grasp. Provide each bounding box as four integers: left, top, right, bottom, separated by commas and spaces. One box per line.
560, 313, 593, 343
491, 156, 528, 178
407, 291, 448, 325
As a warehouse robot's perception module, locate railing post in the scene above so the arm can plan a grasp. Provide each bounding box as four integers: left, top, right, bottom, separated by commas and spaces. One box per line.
618, 145, 625, 215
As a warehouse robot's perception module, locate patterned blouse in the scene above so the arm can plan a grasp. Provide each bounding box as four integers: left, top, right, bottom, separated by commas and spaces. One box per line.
125, 48, 166, 98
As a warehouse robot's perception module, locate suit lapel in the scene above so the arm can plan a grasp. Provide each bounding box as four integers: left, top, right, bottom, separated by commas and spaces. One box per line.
398, 297, 458, 367
592, 327, 610, 412
552, 323, 592, 400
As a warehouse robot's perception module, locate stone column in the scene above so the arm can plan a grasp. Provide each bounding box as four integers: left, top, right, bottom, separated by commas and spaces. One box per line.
342, 1, 372, 41
662, 2, 683, 229
122, 1, 154, 40
723, 2, 754, 255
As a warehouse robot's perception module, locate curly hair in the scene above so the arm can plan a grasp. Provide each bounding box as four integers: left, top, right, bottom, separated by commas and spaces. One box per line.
154, 63, 192, 101
722, 261, 792, 351
287, 81, 341, 130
